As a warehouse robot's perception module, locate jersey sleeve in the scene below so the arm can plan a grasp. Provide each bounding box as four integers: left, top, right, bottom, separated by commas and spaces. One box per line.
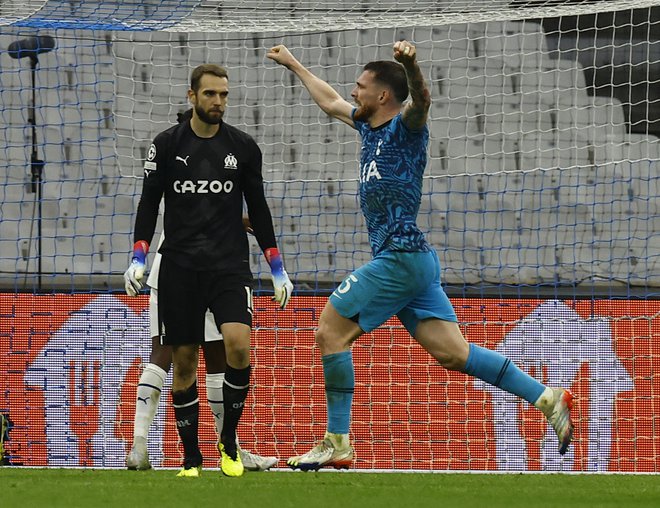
392, 113, 429, 140
133, 133, 167, 245
240, 138, 278, 252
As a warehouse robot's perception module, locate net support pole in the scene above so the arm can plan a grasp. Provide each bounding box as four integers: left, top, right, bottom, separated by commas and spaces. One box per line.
28, 54, 45, 291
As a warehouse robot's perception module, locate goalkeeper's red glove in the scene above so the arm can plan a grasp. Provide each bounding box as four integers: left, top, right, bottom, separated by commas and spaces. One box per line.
265, 247, 293, 309
124, 240, 149, 296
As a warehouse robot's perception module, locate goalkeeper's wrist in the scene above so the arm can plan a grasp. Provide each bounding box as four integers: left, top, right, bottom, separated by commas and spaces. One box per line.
264, 247, 284, 274
132, 240, 149, 264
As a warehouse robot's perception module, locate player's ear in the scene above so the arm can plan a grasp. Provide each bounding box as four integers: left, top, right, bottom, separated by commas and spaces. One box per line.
187, 88, 196, 105
379, 89, 389, 103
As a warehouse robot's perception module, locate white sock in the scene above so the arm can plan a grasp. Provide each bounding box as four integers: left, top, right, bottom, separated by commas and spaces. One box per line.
534, 386, 555, 414
206, 372, 225, 440
133, 363, 167, 441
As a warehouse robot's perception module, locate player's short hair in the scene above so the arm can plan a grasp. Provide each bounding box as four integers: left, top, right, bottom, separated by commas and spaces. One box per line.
190, 64, 229, 92
177, 108, 193, 123
363, 60, 409, 103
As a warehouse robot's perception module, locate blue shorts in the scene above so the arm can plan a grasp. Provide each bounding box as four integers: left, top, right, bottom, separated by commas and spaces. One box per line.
329, 249, 457, 335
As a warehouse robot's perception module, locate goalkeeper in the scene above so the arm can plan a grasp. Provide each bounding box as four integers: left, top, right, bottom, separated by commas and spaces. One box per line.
125, 64, 293, 478
268, 41, 574, 471
124, 225, 278, 473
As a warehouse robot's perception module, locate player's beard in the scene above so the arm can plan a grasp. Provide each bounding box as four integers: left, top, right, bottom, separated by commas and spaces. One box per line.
195, 105, 224, 125
352, 103, 374, 122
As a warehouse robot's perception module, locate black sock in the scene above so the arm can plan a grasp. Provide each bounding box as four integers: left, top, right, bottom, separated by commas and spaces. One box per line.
221, 365, 251, 459
172, 381, 201, 467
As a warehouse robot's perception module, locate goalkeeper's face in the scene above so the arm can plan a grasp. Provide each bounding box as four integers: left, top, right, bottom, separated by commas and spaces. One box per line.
351, 70, 381, 122
190, 74, 229, 125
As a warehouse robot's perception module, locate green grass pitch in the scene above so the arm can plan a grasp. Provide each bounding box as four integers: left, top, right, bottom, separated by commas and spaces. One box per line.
1, 468, 659, 508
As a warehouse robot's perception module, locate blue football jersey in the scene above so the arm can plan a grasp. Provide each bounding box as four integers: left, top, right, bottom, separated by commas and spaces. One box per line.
353, 111, 430, 255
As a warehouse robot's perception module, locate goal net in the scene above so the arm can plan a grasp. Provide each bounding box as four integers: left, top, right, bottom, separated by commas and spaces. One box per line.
0, 1, 658, 472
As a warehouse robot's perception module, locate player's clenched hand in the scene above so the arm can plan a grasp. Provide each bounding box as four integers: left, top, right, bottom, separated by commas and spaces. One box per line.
393, 40, 417, 63
265, 247, 293, 309
266, 45, 297, 69
124, 241, 149, 297
272, 267, 293, 309
124, 261, 145, 297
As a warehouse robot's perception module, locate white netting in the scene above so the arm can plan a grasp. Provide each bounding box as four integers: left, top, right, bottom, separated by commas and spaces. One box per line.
107, 21, 659, 289
175, 0, 658, 33
0, 1, 48, 26
2, 13, 659, 289
5, 1, 660, 32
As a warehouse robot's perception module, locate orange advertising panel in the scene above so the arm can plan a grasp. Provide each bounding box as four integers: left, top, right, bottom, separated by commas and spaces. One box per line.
0, 294, 658, 471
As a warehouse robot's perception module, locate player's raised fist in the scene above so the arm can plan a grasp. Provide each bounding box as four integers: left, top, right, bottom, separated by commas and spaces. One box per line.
393, 41, 416, 63
267, 44, 296, 68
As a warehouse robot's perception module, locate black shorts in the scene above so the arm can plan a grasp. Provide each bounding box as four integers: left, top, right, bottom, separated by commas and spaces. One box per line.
158, 256, 253, 346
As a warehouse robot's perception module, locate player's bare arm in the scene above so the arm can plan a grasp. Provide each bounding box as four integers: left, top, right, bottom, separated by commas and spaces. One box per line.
267, 44, 355, 127
393, 41, 431, 130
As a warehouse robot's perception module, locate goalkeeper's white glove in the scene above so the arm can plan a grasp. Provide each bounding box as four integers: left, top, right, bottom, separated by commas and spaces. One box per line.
265, 247, 293, 309
124, 240, 149, 297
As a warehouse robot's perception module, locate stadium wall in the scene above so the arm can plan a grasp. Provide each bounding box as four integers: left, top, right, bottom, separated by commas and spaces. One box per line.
1, 293, 658, 472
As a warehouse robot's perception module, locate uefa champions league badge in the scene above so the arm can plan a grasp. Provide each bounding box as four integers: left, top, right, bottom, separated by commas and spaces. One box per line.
144, 144, 157, 177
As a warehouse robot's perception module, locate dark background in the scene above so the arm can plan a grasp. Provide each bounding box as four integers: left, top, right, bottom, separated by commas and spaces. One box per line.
540, 7, 660, 136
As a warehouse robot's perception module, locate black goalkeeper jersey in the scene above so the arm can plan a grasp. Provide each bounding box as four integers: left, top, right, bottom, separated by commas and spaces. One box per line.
134, 120, 277, 274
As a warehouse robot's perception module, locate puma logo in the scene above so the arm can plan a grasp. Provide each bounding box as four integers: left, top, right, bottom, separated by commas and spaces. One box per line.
176, 155, 190, 166
137, 396, 150, 405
